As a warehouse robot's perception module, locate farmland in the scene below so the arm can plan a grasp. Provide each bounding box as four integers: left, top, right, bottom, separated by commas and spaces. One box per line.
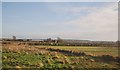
37, 46, 118, 57
2, 42, 120, 69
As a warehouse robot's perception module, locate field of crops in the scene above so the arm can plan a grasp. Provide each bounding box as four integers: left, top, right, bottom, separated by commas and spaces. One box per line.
2, 43, 119, 69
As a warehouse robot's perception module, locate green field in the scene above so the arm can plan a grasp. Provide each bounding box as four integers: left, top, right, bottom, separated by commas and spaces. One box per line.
35, 46, 119, 57
2, 45, 119, 69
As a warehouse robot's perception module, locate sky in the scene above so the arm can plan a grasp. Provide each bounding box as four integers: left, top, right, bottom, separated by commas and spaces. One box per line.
0, 2, 2, 38
2, 2, 118, 41
1, 0, 120, 2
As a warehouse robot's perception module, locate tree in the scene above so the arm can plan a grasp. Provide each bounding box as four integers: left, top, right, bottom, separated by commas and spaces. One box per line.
57, 37, 63, 43
47, 38, 52, 42
12, 36, 16, 40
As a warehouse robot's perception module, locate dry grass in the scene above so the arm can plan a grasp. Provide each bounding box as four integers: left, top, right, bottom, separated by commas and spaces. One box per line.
2, 42, 48, 54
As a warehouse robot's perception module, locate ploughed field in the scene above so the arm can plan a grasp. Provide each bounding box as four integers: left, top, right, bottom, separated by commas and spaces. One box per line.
2, 42, 120, 69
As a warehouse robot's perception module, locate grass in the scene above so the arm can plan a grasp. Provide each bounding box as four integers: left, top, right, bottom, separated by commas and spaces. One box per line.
35, 46, 119, 57
2, 45, 119, 69
2, 50, 118, 68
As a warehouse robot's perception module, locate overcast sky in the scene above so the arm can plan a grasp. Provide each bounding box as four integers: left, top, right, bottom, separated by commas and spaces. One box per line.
2, 2, 118, 41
